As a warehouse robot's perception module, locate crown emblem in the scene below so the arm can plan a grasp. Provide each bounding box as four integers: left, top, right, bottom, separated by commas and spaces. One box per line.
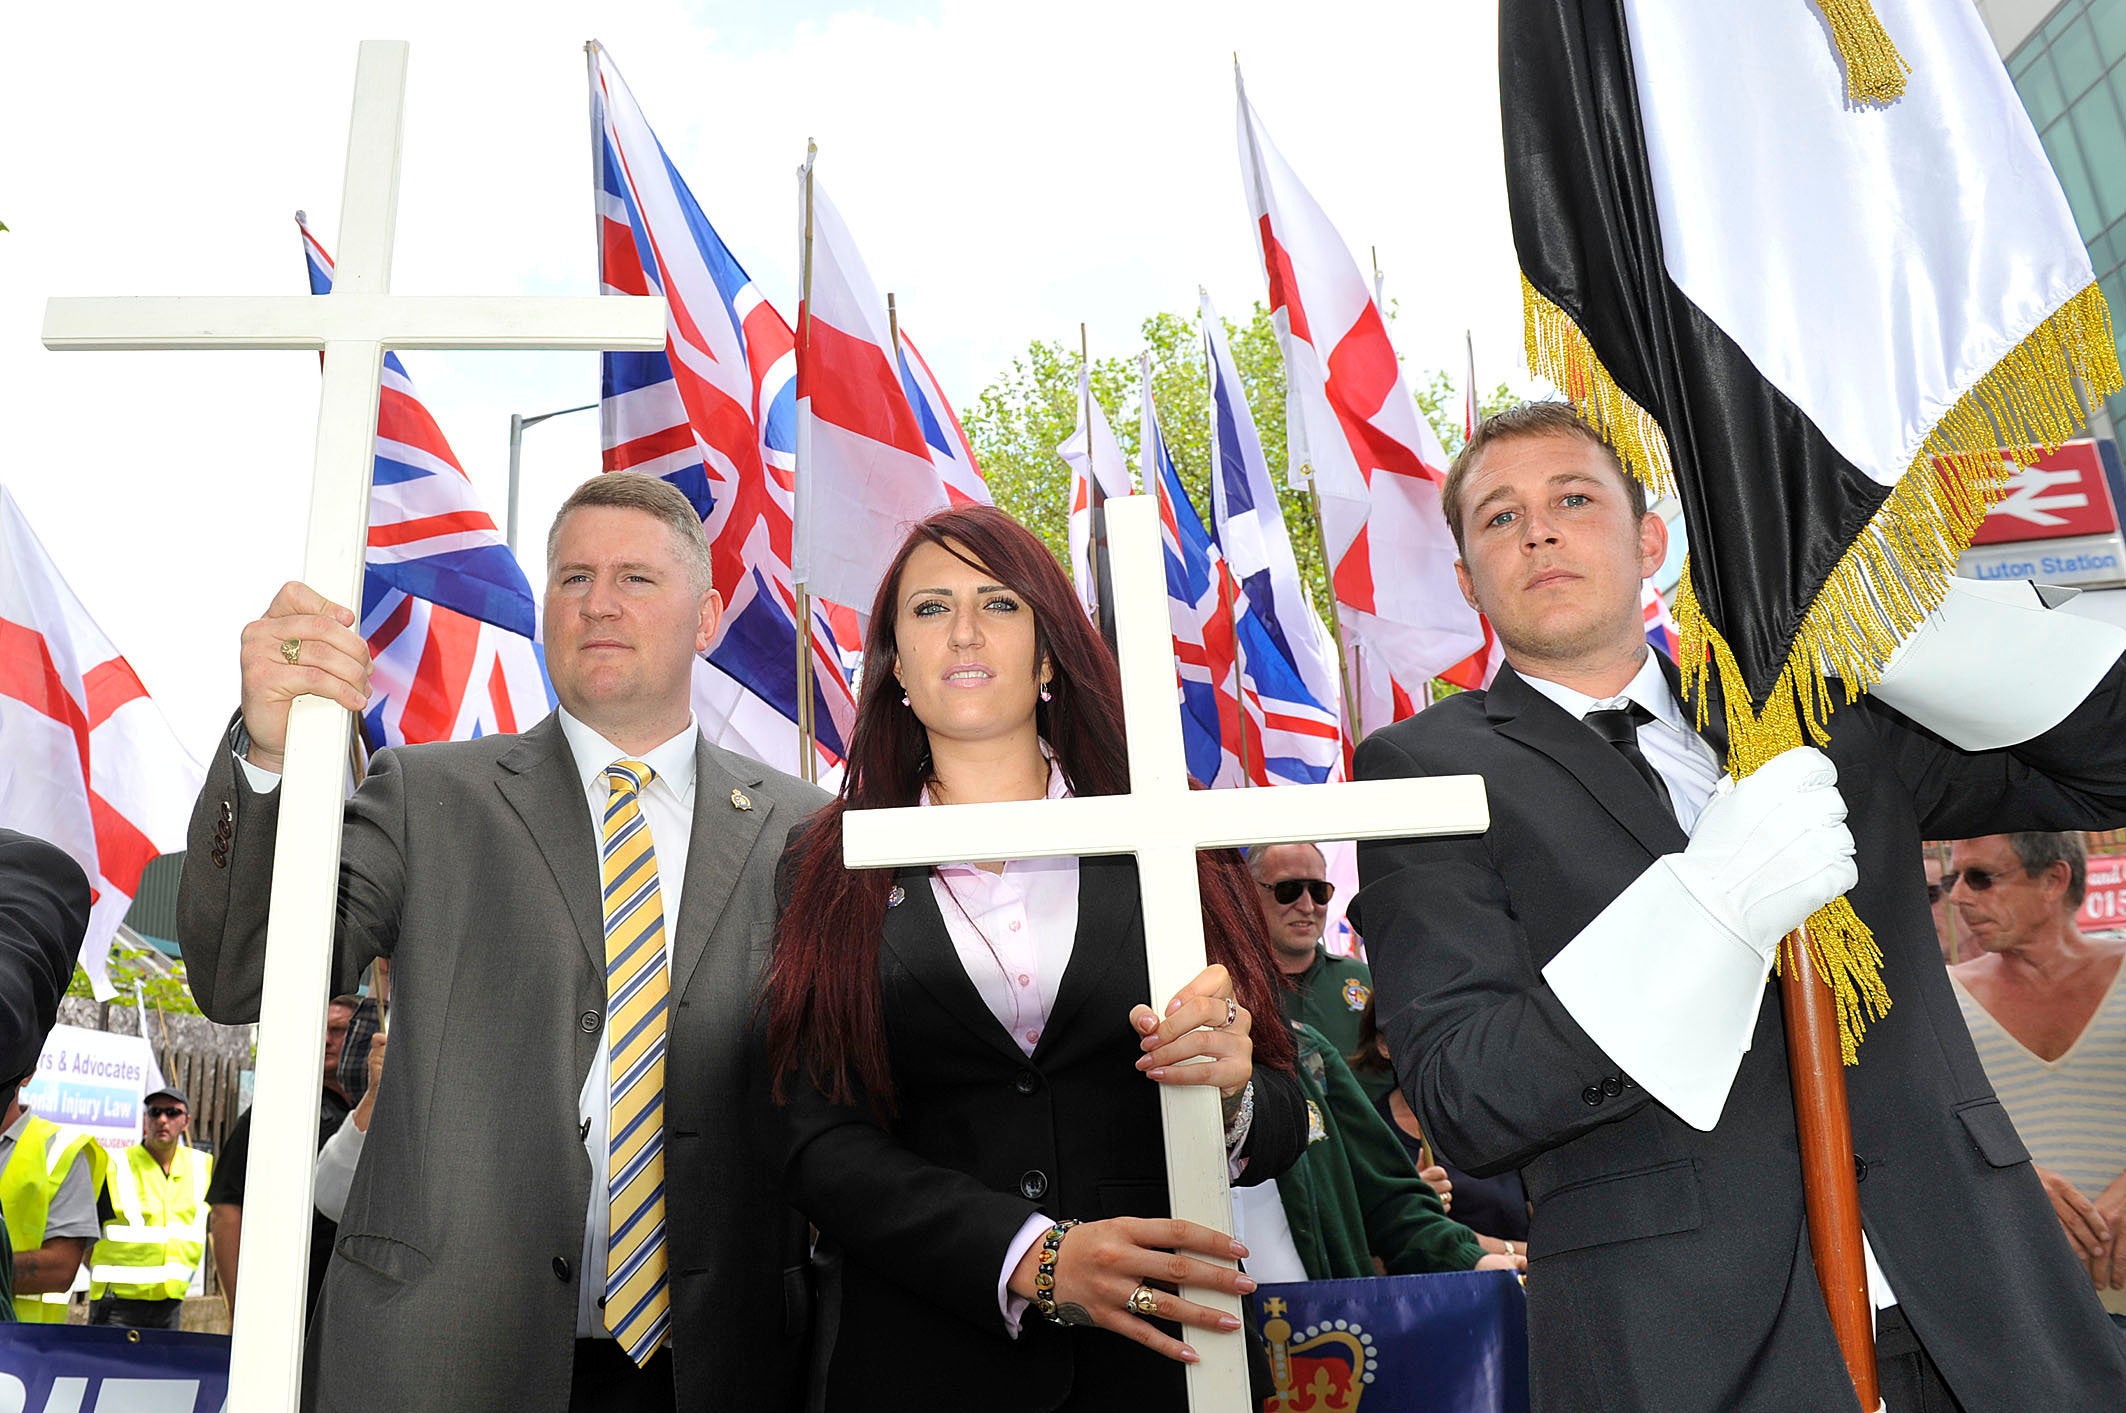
1260, 1297, 1378, 1411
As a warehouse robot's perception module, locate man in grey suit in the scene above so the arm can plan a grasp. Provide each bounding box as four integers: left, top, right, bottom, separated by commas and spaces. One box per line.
178, 472, 828, 1413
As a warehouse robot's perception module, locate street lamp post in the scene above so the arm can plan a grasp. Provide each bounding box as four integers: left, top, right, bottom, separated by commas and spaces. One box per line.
506, 401, 599, 552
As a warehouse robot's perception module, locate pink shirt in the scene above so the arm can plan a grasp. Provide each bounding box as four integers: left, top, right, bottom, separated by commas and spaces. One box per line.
920, 751, 1080, 1056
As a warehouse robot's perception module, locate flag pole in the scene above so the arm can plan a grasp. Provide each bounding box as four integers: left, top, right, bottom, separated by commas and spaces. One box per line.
1303, 475, 1362, 743
1781, 930, 1883, 1408
793, 139, 819, 784
1188, 308, 1258, 787
1085, 323, 1119, 652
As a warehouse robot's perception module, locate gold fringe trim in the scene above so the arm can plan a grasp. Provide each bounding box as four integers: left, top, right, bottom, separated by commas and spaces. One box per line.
1816, 1, 1913, 107
1676, 283, 2121, 1059
1523, 274, 1677, 501
1640, 284, 2117, 1062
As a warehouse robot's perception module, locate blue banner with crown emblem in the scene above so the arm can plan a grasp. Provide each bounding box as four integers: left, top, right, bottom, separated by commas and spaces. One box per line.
1256, 1270, 1528, 1412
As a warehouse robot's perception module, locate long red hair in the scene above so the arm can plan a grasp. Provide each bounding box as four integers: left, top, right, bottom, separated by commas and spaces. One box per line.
766, 504, 1295, 1112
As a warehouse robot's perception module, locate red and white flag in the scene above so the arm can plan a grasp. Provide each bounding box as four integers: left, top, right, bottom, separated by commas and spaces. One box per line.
1237, 73, 1485, 737
793, 170, 950, 618
1057, 366, 1135, 621
0, 489, 204, 998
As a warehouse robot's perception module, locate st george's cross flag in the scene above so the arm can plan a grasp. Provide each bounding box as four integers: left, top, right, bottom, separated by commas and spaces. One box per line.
1235, 69, 1487, 737
295, 216, 555, 751
792, 165, 952, 619
897, 329, 991, 509
0, 489, 203, 998
1504, 0, 2122, 1054
589, 42, 856, 770
1058, 366, 1135, 623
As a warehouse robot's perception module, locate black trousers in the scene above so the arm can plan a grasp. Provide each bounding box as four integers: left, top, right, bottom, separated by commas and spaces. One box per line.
87, 1295, 184, 1329
1875, 1305, 1966, 1413
570, 1338, 676, 1413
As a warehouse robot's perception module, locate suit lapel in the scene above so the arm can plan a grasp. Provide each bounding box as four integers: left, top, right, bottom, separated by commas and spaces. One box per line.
881, 865, 1029, 1066
1487, 665, 1688, 859
669, 741, 771, 1000
496, 714, 605, 980
1035, 854, 1139, 1061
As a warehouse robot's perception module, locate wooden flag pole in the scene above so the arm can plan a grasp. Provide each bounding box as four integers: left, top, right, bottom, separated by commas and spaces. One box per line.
793, 139, 820, 783
1780, 930, 1882, 1410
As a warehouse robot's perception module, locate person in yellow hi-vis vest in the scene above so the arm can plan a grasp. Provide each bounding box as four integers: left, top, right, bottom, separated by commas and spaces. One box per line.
88, 1084, 210, 1329
1, 1074, 104, 1322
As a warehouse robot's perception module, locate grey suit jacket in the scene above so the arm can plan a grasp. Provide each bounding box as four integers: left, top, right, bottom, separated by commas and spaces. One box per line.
177, 713, 829, 1413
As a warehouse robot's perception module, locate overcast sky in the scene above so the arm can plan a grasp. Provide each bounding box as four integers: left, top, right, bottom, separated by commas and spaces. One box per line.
2, 1, 1520, 756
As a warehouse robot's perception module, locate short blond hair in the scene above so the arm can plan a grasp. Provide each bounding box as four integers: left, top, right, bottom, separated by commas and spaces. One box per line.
546, 473, 714, 594
1441, 402, 1646, 557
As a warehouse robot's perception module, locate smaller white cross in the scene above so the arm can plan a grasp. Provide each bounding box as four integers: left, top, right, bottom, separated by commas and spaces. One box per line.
43, 42, 666, 1412
843, 494, 1488, 1408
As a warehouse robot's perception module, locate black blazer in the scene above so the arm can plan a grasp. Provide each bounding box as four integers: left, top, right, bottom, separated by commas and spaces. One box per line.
1353, 657, 2126, 1413
0, 827, 89, 1085
772, 853, 1307, 1413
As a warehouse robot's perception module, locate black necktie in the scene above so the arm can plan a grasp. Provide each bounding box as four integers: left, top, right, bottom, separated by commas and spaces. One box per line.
1583, 702, 1675, 818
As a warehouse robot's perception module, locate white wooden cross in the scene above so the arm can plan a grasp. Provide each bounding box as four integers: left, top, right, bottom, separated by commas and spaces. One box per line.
43, 42, 666, 1412
842, 493, 1490, 1407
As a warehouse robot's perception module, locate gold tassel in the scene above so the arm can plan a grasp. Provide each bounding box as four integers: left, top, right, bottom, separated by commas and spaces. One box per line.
1815, 0, 1914, 106
1523, 274, 1677, 500
1567, 283, 2122, 1062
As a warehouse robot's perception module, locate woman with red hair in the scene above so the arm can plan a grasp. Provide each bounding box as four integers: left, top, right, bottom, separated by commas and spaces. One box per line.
764, 505, 1305, 1410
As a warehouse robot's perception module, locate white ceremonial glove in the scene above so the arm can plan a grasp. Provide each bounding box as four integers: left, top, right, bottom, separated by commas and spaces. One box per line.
1870, 577, 2126, 750
1544, 747, 1857, 1132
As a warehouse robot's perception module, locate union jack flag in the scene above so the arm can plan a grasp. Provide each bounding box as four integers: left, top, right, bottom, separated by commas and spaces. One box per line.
1146, 374, 1246, 788
897, 329, 990, 508
1201, 293, 1344, 787
296, 216, 554, 751
590, 42, 854, 770
1643, 578, 1680, 659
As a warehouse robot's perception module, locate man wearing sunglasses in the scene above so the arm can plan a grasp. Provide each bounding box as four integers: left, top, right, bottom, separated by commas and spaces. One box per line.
88, 1085, 213, 1329
1946, 832, 2126, 1330
1248, 845, 1381, 1095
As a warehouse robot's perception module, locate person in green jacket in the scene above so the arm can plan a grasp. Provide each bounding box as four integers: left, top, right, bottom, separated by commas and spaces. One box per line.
1250, 844, 1393, 1103
1234, 1023, 1528, 1282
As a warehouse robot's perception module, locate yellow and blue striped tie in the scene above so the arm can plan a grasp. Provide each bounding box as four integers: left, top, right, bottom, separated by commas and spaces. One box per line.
600, 760, 670, 1363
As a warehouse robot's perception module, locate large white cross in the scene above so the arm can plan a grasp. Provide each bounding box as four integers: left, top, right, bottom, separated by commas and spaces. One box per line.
43, 42, 667, 1411
842, 494, 1490, 1408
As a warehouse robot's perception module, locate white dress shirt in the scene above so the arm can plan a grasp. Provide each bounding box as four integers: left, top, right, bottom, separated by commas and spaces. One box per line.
1517, 650, 1897, 1309
1517, 648, 1725, 832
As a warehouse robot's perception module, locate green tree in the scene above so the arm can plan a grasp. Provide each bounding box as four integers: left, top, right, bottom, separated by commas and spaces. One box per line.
963, 302, 1527, 626
65, 936, 205, 1019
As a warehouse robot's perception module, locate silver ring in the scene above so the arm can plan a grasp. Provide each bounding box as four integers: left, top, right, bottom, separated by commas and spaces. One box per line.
1219, 997, 1238, 1029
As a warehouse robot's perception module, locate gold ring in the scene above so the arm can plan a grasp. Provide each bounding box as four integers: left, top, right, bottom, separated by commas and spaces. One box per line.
279, 637, 302, 666
1126, 1285, 1161, 1316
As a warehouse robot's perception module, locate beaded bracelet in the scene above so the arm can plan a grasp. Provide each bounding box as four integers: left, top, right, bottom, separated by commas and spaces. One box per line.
1031, 1219, 1083, 1325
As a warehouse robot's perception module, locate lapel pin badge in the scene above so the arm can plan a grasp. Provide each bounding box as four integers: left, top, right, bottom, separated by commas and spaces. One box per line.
887, 885, 906, 908
729, 787, 753, 812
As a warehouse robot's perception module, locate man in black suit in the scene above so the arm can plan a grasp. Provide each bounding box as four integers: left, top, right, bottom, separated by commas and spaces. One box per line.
0, 827, 92, 1319
1354, 401, 2126, 1411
